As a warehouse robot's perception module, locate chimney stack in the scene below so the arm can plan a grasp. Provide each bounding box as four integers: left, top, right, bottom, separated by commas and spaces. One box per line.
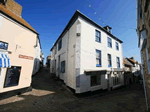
103, 25, 112, 34
0, 0, 22, 17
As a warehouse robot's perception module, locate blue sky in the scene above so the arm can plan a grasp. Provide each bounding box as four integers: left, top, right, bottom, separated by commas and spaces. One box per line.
16, 0, 140, 64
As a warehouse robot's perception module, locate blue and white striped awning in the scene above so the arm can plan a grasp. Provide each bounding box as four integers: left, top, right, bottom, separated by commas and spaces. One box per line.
0, 53, 10, 68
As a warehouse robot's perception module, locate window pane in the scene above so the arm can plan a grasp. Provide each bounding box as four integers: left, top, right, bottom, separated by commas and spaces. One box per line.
96, 59, 99, 64
61, 61, 65, 73
95, 30, 101, 43
91, 76, 97, 86
96, 37, 100, 42
97, 75, 101, 85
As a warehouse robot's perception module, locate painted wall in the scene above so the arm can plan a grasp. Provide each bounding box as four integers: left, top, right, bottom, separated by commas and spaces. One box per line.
32, 38, 42, 75
50, 19, 78, 89
0, 13, 37, 93
77, 17, 123, 93
50, 17, 124, 93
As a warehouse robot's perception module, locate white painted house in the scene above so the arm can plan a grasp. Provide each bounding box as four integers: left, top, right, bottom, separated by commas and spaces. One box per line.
50, 10, 124, 93
32, 36, 43, 75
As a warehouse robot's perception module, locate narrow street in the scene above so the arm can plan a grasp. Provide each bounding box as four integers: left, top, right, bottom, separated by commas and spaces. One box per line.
0, 69, 147, 112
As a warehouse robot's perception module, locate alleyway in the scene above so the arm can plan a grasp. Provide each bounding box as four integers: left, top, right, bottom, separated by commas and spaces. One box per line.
0, 68, 147, 112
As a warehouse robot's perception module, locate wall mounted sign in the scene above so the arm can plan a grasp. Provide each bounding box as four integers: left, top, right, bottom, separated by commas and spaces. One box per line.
19, 54, 33, 60
4, 66, 21, 88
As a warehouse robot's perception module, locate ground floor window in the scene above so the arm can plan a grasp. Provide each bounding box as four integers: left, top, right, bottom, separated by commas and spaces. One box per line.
113, 74, 120, 86
91, 75, 101, 87
61, 61, 65, 73
4, 66, 21, 88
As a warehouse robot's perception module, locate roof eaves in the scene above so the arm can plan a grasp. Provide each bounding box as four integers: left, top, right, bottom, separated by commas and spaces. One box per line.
50, 10, 123, 51
50, 10, 78, 51
77, 10, 123, 43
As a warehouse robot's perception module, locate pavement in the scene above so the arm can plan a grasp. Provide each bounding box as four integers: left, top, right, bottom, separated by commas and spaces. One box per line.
0, 68, 148, 112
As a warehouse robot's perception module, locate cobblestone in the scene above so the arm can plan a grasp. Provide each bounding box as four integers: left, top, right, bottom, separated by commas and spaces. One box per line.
0, 68, 147, 112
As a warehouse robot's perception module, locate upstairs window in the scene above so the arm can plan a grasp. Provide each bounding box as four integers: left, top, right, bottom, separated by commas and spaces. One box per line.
116, 42, 119, 50
58, 39, 62, 51
108, 54, 112, 67
117, 57, 120, 68
95, 30, 101, 43
96, 49, 101, 67
55, 45, 57, 54
0, 41, 8, 50
108, 37, 112, 48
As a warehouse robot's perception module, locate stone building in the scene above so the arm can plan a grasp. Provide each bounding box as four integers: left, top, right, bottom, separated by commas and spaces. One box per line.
137, 0, 150, 110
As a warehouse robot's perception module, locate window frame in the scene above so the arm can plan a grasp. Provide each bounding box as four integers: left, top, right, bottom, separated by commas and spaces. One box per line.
116, 42, 119, 50
95, 30, 101, 43
0, 41, 8, 50
96, 49, 101, 67
4, 66, 21, 88
116, 57, 120, 68
108, 54, 112, 67
61, 61, 65, 73
107, 37, 112, 48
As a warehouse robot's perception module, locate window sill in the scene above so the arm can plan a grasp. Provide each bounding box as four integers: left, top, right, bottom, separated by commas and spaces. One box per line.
0, 49, 12, 54
96, 64, 101, 67
108, 47, 112, 48
91, 84, 101, 88
108, 65, 112, 67
95, 41, 101, 43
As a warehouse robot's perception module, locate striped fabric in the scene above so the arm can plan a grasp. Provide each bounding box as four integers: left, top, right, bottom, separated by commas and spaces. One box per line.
0, 53, 10, 68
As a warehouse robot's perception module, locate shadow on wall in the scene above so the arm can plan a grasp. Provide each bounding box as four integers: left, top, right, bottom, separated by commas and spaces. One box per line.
32, 58, 41, 75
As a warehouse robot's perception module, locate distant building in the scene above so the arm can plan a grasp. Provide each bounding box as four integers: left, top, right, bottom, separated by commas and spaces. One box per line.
50, 10, 124, 93
0, 0, 42, 96
126, 57, 141, 76
123, 57, 141, 85
32, 37, 43, 75
46, 54, 51, 69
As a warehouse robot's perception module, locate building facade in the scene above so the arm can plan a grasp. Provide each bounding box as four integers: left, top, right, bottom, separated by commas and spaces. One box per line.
50, 10, 124, 93
0, 0, 41, 95
32, 37, 43, 75
137, 0, 150, 110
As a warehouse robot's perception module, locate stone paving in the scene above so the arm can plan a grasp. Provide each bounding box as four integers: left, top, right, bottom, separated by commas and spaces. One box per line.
0, 68, 148, 112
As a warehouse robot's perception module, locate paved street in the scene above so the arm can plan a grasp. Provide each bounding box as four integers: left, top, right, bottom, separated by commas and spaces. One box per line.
0, 68, 147, 112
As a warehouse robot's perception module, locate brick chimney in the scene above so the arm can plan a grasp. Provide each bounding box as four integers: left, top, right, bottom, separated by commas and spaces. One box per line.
0, 0, 22, 17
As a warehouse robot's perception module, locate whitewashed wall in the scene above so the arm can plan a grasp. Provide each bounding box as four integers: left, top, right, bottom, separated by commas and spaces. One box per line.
50, 19, 79, 89
32, 38, 41, 75
76, 17, 123, 93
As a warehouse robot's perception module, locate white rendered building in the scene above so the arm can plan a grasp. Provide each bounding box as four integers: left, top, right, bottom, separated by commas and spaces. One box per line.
50, 10, 124, 93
